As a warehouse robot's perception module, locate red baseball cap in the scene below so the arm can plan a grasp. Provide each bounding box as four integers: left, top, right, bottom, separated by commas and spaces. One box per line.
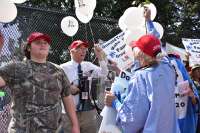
68, 40, 89, 50
131, 35, 161, 57
27, 32, 51, 44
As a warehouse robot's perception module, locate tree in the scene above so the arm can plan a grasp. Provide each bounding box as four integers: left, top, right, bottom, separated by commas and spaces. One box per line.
23, 0, 200, 47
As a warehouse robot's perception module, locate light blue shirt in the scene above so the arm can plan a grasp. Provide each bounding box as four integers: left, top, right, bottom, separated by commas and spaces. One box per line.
113, 58, 180, 133
146, 20, 160, 39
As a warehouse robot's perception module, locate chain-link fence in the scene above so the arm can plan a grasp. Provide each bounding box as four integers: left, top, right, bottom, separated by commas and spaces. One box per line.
0, 5, 120, 132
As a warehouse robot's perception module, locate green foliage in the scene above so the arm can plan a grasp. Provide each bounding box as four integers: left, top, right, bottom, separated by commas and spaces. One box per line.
26, 0, 200, 47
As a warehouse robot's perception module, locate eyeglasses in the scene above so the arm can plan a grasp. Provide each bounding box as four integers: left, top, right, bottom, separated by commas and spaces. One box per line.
75, 47, 88, 52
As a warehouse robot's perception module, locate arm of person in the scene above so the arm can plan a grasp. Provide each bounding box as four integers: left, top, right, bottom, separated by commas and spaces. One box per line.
87, 45, 108, 78
176, 58, 199, 104
108, 60, 121, 76
0, 77, 6, 88
144, 8, 160, 38
70, 84, 80, 95
62, 95, 80, 133
105, 76, 149, 132
104, 91, 122, 111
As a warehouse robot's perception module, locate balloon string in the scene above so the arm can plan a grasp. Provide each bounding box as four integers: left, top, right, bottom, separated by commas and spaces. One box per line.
85, 24, 88, 41
145, 21, 147, 34
89, 22, 95, 44
88, 22, 97, 63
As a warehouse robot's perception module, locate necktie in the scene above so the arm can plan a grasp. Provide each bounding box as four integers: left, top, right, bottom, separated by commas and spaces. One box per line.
78, 64, 83, 80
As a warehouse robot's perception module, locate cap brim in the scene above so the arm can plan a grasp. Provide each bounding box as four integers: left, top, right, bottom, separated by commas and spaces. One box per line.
69, 41, 89, 50
34, 35, 51, 44
192, 65, 200, 70
130, 41, 138, 48
78, 42, 89, 48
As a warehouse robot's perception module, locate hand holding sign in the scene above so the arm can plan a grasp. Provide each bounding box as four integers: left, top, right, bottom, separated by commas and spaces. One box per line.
175, 80, 189, 119
177, 80, 192, 96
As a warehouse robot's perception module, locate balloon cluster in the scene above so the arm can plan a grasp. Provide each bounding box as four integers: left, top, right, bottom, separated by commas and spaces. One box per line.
61, 0, 96, 37
119, 3, 164, 46
0, 0, 26, 23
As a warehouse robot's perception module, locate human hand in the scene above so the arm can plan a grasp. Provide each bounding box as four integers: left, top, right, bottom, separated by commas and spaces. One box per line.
178, 81, 193, 97
108, 60, 121, 76
185, 52, 190, 61
70, 84, 80, 95
143, 7, 151, 21
71, 124, 80, 133
94, 44, 104, 61
104, 90, 116, 106
180, 86, 194, 97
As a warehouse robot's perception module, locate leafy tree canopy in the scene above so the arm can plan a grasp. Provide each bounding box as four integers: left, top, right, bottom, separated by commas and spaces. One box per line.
24, 0, 200, 47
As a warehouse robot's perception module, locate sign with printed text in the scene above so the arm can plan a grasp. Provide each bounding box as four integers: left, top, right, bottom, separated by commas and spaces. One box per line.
175, 80, 189, 119
100, 32, 133, 70
182, 38, 200, 66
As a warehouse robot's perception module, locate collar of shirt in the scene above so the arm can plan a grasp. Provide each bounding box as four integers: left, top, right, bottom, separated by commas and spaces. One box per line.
71, 60, 80, 68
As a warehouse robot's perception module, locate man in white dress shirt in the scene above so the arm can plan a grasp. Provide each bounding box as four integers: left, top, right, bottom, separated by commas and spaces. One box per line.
60, 40, 108, 133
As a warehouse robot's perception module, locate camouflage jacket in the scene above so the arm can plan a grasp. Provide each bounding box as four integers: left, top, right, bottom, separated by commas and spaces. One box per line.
0, 60, 71, 133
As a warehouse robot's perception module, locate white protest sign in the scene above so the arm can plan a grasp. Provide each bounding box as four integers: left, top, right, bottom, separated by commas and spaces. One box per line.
175, 80, 189, 119
171, 59, 189, 119
99, 71, 131, 133
182, 38, 200, 66
100, 32, 133, 70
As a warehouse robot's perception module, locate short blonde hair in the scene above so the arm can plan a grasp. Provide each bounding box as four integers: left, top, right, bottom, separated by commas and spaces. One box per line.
133, 47, 163, 66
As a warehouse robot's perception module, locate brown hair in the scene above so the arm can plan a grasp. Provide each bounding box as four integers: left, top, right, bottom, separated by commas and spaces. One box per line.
23, 42, 31, 59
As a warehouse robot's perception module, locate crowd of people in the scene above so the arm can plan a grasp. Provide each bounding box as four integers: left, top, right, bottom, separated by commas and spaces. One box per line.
0, 8, 200, 133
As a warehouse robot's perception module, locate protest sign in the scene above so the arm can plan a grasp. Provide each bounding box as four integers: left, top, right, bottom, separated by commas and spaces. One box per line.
100, 32, 133, 70
182, 38, 200, 66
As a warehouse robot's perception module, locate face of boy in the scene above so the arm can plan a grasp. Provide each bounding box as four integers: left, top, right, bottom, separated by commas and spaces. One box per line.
30, 39, 50, 59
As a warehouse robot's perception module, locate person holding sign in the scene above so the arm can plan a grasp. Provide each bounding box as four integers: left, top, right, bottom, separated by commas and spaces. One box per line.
0, 32, 79, 133
190, 64, 200, 133
60, 40, 108, 133
168, 53, 199, 133
105, 35, 180, 133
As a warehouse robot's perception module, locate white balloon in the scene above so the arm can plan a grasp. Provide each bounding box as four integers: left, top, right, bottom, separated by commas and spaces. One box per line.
0, 0, 17, 23
75, 8, 93, 23
76, 4, 93, 17
153, 22, 164, 39
61, 16, 79, 37
74, 0, 96, 10
9, 0, 26, 4
118, 16, 127, 31
139, 3, 157, 21
124, 28, 146, 45
123, 7, 145, 30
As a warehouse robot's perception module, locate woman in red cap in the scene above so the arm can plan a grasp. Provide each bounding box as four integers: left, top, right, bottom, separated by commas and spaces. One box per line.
0, 32, 80, 133
105, 34, 180, 133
